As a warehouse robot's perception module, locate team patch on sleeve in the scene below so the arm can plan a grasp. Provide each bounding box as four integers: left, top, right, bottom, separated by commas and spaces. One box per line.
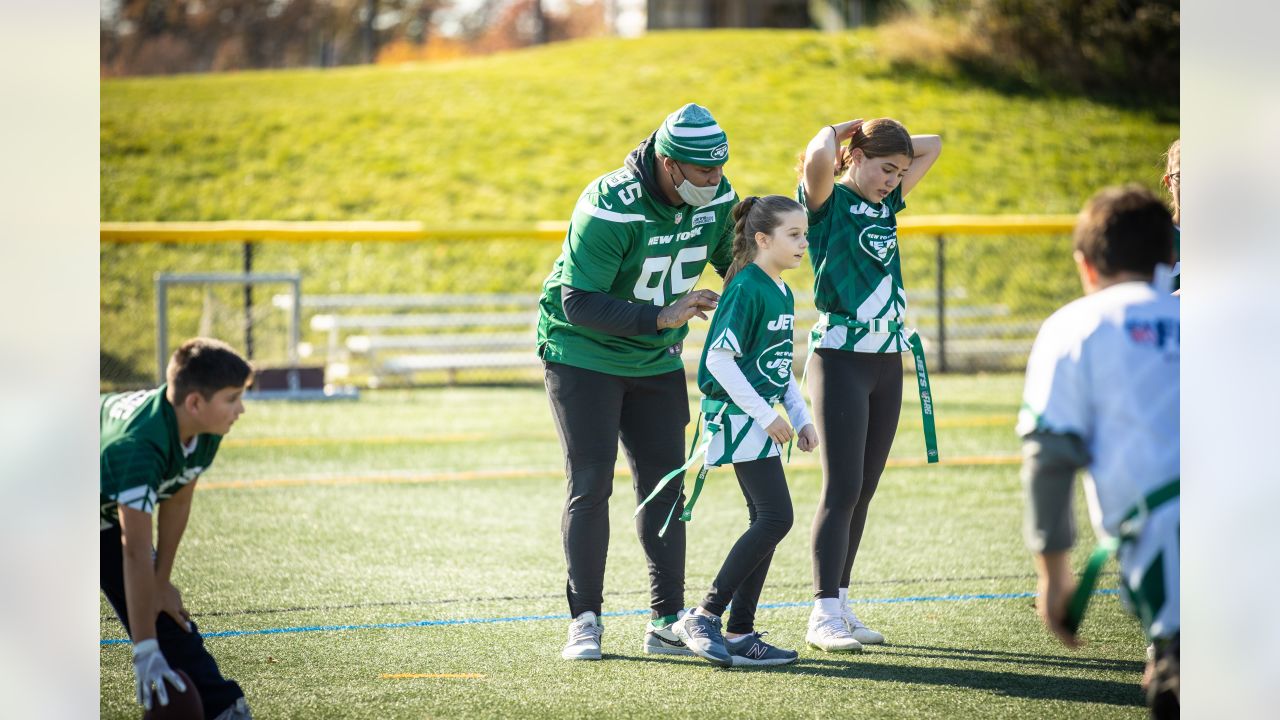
709, 328, 743, 355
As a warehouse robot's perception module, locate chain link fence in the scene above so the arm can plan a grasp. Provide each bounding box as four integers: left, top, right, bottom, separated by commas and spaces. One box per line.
100, 222, 1081, 391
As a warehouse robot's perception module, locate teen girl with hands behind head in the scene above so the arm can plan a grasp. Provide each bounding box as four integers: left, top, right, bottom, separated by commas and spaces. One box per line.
661, 195, 818, 668
797, 117, 942, 652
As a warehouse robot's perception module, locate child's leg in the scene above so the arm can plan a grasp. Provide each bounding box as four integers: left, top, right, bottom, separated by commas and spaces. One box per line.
100, 527, 245, 719
700, 456, 793, 621
838, 354, 902, 588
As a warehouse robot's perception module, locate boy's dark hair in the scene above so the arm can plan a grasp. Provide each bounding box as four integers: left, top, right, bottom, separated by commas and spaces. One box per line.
1073, 185, 1175, 277
166, 337, 252, 404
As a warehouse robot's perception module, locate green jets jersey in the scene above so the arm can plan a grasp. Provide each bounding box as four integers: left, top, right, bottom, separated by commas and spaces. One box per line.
797, 182, 909, 353
100, 385, 222, 529
537, 165, 737, 376
697, 263, 797, 406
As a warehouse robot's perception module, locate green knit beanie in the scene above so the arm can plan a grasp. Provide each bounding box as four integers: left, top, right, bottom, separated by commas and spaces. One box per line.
654, 103, 729, 166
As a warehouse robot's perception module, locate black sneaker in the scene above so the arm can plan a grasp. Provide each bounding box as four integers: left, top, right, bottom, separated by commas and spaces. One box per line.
671, 612, 732, 668
726, 631, 798, 667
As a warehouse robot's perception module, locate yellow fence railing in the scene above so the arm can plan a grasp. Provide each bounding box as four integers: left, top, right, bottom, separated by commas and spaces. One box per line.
99, 215, 1078, 243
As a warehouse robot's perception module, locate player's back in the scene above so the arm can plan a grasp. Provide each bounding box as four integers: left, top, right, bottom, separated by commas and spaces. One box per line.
1047, 281, 1179, 533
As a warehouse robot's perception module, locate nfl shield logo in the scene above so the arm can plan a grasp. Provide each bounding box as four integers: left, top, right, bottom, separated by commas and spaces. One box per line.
674, 212, 683, 224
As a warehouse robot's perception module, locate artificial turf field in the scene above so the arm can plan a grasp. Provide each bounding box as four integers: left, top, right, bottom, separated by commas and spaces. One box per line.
99, 373, 1149, 718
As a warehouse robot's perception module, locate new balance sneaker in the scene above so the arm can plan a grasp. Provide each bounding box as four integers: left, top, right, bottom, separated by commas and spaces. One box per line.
842, 604, 885, 645
726, 632, 798, 667
561, 611, 603, 661
806, 613, 863, 653
642, 610, 695, 656
671, 612, 733, 668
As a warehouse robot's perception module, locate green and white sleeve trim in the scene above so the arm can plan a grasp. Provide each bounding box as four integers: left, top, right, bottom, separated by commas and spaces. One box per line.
114, 484, 159, 513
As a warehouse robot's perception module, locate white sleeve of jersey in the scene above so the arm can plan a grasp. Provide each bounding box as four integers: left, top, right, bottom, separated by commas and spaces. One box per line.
1016, 310, 1092, 440
780, 376, 811, 429
706, 348, 780, 429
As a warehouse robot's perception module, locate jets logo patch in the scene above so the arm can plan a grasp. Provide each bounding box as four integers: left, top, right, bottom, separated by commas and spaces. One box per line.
859, 225, 898, 265
756, 340, 794, 388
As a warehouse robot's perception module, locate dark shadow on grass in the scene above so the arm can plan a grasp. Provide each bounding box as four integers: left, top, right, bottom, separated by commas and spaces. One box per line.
880, 643, 1146, 674
788, 656, 1144, 707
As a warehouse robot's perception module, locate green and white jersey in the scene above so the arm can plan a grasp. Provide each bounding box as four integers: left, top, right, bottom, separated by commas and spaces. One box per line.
697, 263, 796, 407
100, 385, 221, 530
797, 182, 909, 353
537, 165, 737, 376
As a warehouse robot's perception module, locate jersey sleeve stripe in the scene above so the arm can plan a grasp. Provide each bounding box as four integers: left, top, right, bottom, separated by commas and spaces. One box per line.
577, 201, 647, 223
115, 485, 158, 510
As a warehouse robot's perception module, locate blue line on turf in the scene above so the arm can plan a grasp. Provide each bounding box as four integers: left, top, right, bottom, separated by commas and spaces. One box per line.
99, 588, 1119, 646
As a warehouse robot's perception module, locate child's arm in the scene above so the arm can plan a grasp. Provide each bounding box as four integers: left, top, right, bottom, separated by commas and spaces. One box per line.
900, 134, 942, 197
780, 376, 818, 451
705, 349, 794, 445
1021, 431, 1089, 647
154, 481, 195, 631
117, 505, 158, 642
801, 119, 863, 212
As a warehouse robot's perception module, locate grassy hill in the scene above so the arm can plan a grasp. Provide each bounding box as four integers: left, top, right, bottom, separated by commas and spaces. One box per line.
101, 30, 1178, 383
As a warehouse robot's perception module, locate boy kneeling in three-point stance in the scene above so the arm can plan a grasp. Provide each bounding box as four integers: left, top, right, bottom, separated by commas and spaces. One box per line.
101, 338, 254, 718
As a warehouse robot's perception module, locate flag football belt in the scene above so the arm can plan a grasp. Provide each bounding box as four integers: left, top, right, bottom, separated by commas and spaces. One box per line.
821, 312, 939, 464
1064, 477, 1180, 636
634, 397, 795, 537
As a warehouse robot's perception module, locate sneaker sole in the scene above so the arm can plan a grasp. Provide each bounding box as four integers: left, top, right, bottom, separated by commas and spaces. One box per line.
807, 640, 863, 653
730, 654, 798, 667
561, 650, 603, 661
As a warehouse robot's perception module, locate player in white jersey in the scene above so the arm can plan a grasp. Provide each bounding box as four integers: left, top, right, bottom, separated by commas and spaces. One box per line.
1018, 185, 1179, 718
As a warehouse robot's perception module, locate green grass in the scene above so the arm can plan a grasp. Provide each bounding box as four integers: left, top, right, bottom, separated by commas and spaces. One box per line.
99, 374, 1149, 718
101, 29, 1178, 383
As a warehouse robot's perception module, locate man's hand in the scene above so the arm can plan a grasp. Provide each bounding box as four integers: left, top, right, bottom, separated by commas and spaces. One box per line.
656, 289, 719, 330
132, 638, 186, 710
1035, 552, 1081, 648
764, 417, 795, 445
157, 581, 192, 632
796, 423, 819, 452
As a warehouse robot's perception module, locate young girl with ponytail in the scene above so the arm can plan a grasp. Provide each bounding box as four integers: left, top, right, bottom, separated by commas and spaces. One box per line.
664, 195, 819, 668
798, 117, 942, 652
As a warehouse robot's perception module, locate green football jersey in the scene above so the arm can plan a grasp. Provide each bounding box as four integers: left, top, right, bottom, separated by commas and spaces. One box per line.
797, 182, 909, 353
100, 385, 222, 529
697, 263, 797, 406
537, 165, 737, 376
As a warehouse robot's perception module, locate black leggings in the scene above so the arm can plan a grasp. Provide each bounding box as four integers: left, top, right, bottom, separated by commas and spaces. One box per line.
545, 361, 689, 619
100, 527, 244, 719
700, 456, 794, 634
808, 348, 903, 599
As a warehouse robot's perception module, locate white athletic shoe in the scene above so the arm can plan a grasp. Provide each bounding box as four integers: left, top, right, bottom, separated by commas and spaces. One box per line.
842, 605, 885, 645
562, 611, 603, 660
212, 697, 253, 720
807, 613, 863, 653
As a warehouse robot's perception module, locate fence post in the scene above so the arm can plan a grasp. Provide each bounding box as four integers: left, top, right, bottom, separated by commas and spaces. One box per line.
243, 240, 254, 360
155, 275, 168, 384
935, 234, 947, 373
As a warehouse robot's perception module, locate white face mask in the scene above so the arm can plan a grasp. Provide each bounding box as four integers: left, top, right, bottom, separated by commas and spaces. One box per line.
668, 164, 720, 207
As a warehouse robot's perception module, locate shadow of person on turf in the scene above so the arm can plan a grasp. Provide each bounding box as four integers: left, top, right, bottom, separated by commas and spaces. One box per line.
879, 643, 1147, 674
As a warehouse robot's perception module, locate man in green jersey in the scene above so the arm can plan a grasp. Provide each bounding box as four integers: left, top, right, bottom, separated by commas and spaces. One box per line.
101, 338, 253, 718
536, 103, 739, 660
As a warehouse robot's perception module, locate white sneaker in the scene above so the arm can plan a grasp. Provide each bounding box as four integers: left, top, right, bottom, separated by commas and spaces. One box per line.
842, 604, 885, 645
562, 611, 603, 660
212, 697, 253, 720
807, 613, 863, 653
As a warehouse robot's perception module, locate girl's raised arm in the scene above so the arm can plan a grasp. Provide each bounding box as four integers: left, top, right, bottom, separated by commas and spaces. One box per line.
901, 134, 942, 197
801, 119, 862, 212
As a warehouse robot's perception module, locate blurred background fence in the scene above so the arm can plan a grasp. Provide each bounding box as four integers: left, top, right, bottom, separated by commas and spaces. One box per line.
100, 215, 1078, 391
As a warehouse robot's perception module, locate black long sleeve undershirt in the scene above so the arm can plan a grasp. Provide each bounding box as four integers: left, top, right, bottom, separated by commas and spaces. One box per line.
561, 285, 662, 336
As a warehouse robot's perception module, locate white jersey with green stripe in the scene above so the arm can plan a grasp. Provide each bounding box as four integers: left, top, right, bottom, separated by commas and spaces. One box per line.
797, 181, 909, 353
1016, 281, 1180, 539
100, 385, 222, 530
537, 165, 737, 376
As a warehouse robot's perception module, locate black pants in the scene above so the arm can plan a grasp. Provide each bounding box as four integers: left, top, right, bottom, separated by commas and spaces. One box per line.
100, 527, 244, 719
808, 349, 903, 599
700, 456, 794, 634
545, 361, 689, 619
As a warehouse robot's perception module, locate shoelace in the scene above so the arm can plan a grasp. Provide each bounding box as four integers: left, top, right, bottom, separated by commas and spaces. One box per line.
816, 616, 852, 638
844, 607, 868, 629
568, 621, 601, 644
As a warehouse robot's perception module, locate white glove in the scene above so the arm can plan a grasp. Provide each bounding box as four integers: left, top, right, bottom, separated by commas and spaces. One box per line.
132, 639, 186, 710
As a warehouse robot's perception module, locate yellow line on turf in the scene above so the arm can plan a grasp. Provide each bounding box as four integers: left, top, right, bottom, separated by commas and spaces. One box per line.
196, 454, 1020, 491
379, 673, 486, 679
223, 415, 1013, 449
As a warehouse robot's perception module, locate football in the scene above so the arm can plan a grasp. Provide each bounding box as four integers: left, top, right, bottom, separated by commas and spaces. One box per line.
142, 670, 203, 720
